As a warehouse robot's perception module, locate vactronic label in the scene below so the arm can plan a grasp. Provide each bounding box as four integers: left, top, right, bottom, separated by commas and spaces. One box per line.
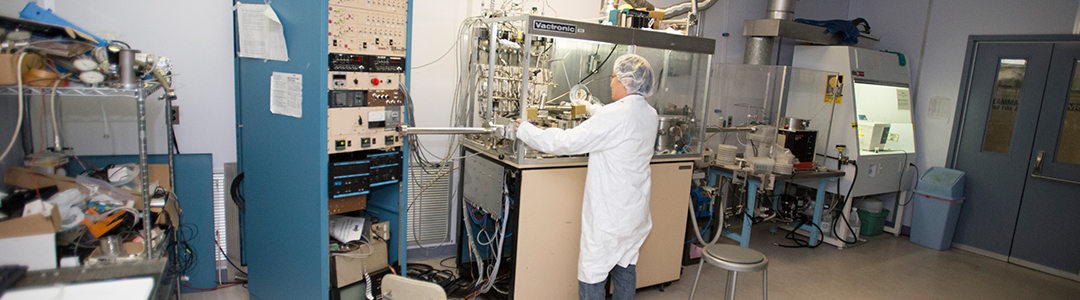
533, 20, 576, 34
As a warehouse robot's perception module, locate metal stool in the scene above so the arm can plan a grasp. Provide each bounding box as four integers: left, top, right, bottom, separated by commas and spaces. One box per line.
688, 244, 769, 300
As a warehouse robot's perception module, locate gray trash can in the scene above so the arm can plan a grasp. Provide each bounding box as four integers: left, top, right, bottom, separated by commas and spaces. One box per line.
909, 167, 966, 251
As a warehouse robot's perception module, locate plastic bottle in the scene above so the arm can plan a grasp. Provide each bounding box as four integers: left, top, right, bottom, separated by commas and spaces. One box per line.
849, 208, 861, 242
820, 214, 833, 238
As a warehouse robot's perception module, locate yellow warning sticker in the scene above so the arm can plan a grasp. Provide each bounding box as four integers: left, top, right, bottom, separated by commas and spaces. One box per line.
824, 74, 844, 104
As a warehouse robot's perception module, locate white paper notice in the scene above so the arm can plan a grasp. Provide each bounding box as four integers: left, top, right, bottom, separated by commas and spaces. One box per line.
270, 72, 303, 118
928, 96, 953, 122
236, 3, 289, 61
896, 89, 911, 110
328, 215, 366, 242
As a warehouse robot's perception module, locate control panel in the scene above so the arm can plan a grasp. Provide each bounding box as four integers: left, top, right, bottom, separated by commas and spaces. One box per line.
328, 106, 403, 154
367, 90, 403, 106
328, 3, 407, 56
329, 90, 403, 107
329, 0, 407, 14
329, 72, 403, 90
329, 153, 371, 198
366, 151, 402, 186
327, 150, 402, 199
329, 90, 368, 108
326, 0, 407, 202
329, 54, 406, 73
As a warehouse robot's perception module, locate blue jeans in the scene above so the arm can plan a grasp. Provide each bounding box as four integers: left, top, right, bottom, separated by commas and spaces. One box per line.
578, 264, 636, 300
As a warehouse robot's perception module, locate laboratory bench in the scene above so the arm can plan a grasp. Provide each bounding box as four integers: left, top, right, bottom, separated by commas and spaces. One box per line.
706, 164, 847, 248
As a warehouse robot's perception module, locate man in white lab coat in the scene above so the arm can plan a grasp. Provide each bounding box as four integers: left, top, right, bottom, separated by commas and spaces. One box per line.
515, 54, 659, 300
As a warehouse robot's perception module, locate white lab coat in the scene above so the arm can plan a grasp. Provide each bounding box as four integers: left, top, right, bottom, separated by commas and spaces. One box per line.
516, 95, 658, 284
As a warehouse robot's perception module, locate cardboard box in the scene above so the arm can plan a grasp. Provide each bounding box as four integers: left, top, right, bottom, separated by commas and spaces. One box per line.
0, 204, 62, 271
334, 238, 388, 288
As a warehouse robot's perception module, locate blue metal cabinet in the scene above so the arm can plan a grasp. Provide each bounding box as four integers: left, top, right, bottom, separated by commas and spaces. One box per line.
233, 1, 411, 299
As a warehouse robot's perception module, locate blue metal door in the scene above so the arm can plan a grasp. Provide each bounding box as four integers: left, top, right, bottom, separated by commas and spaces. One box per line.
951, 42, 1052, 256
1007, 42, 1080, 278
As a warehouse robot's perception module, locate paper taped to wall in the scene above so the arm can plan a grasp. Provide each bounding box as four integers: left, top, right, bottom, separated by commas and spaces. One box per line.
270, 72, 302, 118
928, 96, 952, 122
236, 3, 289, 61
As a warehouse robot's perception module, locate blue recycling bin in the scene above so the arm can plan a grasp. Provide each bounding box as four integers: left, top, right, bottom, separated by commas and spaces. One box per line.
909, 167, 966, 251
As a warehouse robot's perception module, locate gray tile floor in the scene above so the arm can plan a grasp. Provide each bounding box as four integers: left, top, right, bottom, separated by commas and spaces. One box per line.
185, 226, 1080, 299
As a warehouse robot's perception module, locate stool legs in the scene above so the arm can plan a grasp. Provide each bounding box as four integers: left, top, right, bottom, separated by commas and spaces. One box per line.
692, 265, 768, 300
762, 269, 768, 300
725, 270, 738, 300
688, 260, 705, 300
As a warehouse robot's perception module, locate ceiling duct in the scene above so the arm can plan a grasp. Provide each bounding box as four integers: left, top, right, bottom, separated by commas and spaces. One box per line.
623, 0, 719, 19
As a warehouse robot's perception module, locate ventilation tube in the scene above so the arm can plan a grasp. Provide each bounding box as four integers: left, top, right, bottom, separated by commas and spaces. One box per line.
623, 0, 719, 19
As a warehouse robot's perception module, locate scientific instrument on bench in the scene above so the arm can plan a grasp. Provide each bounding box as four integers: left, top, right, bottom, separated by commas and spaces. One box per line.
453, 15, 713, 166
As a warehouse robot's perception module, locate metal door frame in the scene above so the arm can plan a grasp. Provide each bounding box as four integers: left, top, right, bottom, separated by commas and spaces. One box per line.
946, 35, 1080, 167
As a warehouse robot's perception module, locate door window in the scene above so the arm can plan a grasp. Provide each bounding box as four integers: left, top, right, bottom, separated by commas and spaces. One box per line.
1056, 60, 1080, 164
983, 59, 1028, 154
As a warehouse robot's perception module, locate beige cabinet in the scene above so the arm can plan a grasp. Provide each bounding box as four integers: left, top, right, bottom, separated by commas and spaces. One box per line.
512, 161, 693, 299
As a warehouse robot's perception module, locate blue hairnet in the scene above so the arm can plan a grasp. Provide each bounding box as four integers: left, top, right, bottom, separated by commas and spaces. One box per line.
613, 54, 654, 97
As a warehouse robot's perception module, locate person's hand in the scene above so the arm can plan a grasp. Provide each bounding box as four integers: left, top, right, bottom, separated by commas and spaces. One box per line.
515, 118, 523, 127
571, 98, 589, 107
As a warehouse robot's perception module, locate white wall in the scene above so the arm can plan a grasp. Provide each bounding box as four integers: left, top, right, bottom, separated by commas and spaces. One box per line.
1, 0, 236, 171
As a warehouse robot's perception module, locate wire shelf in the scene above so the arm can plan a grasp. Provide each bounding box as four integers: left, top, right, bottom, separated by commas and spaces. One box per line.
0, 82, 162, 98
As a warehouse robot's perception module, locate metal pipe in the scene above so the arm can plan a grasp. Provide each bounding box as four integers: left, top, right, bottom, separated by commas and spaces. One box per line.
659, 0, 717, 19
136, 83, 152, 259
743, 0, 796, 65
119, 49, 139, 89
743, 36, 774, 65
487, 23, 497, 128
766, 0, 796, 21
398, 125, 495, 135
165, 94, 176, 197
624, 0, 719, 19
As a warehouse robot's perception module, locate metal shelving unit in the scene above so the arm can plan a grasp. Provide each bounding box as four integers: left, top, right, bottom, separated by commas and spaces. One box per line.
0, 81, 171, 259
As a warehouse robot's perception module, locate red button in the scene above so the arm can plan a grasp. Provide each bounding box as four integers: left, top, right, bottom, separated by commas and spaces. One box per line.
371, 78, 380, 86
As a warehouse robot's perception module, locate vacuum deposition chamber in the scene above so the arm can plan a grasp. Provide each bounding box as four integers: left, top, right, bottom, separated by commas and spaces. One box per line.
458, 15, 714, 166
453, 15, 714, 299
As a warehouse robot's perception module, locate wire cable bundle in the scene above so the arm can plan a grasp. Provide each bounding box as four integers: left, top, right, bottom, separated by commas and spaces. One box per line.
169, 223, 199, 276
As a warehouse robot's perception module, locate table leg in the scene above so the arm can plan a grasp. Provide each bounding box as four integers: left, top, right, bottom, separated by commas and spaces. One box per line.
769, 180, 785, 234
741, 181, 758, 247
810, 178, 828, 246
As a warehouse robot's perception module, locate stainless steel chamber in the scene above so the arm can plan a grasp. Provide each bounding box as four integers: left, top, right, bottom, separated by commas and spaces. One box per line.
458, 15, 715, 166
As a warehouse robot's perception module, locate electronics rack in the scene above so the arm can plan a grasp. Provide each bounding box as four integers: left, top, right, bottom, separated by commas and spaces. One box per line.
233, 0, 412, 298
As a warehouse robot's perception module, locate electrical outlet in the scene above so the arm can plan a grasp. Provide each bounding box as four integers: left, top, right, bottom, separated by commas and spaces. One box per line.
170, 105, 180, 125
372, 221, 390, 241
